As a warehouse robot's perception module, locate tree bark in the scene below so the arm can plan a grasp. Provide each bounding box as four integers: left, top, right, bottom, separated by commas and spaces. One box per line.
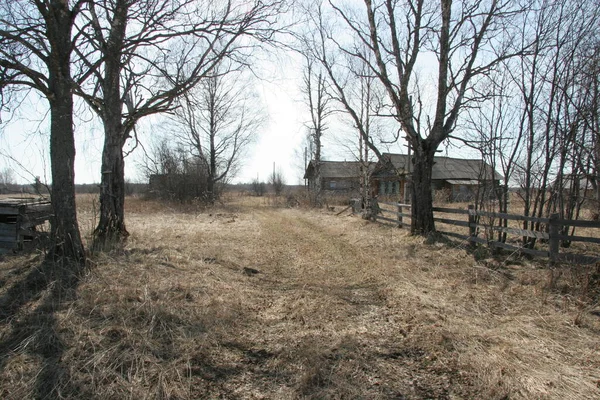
47, 1, 85, 264
208, 120, 217, 204
94, 1, 129, 243
48, 95, 85, 263
410, 145, 436, 234
95, 125, 128, 243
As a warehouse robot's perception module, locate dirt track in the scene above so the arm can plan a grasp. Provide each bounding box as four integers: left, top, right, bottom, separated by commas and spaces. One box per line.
178, 206, 473, 398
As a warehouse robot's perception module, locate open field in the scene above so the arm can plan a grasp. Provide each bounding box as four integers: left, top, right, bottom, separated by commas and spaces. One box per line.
0, 195, 599, 399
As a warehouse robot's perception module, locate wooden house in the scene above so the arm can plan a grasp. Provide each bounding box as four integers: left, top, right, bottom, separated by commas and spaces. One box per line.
371, 153, 502, 202
303, 160, 374, 194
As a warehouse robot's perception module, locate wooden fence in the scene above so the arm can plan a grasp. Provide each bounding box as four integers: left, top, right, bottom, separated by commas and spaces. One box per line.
369, 201, 600, 265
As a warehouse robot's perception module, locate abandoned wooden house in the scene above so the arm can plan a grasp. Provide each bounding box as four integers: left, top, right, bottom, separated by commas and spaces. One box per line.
303, 160, 374, 194
371, 153, 503, 202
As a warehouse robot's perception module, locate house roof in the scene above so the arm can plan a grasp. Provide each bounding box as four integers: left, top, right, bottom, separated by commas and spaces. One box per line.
551, 174, 595, 190
377, 153, 503, 181
303, 160, 375, 180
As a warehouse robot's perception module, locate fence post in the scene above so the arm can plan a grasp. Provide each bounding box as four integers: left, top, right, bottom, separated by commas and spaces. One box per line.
468, 205, 476, 248
548, 213, 560, 267
397, 203, 403, 228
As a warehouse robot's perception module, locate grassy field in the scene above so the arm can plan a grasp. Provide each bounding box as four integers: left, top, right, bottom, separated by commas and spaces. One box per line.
0, 194, 599, 399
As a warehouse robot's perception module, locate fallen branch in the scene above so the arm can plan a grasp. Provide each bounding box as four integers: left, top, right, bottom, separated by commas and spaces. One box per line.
336, 205, 352, 216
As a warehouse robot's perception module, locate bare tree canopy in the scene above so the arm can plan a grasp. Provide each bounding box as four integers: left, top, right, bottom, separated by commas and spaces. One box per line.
301, 0, 525, 234
74, 0, 285, 243
463, 0, 600, 246
170, 64, 264, 203
301, 54, 334, 206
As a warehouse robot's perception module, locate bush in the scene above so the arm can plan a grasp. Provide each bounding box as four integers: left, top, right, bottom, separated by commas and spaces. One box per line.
251, 179, 266, 196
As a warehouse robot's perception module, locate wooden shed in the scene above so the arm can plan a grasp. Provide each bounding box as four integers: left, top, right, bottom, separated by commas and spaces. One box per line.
303, 160, 375, 194
0, 198, 52, 253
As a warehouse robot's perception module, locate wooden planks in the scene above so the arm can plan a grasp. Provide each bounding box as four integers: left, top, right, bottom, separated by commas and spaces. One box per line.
0, 198, 51, 251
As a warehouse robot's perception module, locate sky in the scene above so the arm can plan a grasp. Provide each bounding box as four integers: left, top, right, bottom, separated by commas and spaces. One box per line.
0, 60, 306, 186
0, 37, 474, 188
0, 49, 405, 188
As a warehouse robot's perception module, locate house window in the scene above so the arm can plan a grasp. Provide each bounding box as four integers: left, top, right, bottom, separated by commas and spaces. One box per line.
329, 181, 337, 189
378, 181, 400, 195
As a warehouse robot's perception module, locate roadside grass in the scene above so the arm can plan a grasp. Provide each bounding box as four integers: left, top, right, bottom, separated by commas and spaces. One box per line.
0, 194, 598, 399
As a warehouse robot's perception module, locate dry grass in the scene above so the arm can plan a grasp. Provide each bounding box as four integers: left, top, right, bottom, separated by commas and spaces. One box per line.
0, 194, 599, 399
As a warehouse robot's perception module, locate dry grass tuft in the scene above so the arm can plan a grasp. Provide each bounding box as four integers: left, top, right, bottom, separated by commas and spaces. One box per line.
0, 195, 599, 398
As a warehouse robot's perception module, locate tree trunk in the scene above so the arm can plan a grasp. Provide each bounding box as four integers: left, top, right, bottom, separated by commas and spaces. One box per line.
47, 3, 85, 265
596, 131, 600, 216
207, 130, 217, 204
410, 147, 436, 235
313, 131, 322, 206
48, 96, 85, 263
93, 0, 129, 244
95, 124, 128, 243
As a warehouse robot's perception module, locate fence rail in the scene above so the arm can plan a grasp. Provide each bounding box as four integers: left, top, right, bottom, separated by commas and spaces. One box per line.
365, 201, 600, 265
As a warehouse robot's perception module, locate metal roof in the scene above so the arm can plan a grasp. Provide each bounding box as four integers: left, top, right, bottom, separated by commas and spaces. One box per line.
379, 153, 503, 181
304, 160, 375, 179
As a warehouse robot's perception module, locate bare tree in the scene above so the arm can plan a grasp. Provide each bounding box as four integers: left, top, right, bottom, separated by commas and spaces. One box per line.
306, 0, 523, 235
251, 178, 266, 196
572, 38, 600, 217
464, 0, 600, 245
269, 166, 286, 195
75, 0, 283, 243
301, 55, 334, 206
170, 66, 262, 204
0, 167, 14, 189
464, 65, 522, 243
496, 0, 599, 246
0, 0, 86, 264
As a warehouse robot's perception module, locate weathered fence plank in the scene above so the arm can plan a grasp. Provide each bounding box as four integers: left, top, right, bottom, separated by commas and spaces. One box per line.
474, 225, 550, 240
433, 207, 470, 215
434, 217, 470, 227
469, 209, 550, 224
554, 234, 600, 244
554, 219, 600, 228
369, 201, 599, 264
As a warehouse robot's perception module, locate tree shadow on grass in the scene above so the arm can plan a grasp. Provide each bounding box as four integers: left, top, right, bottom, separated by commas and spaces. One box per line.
0, 259, 83, 399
